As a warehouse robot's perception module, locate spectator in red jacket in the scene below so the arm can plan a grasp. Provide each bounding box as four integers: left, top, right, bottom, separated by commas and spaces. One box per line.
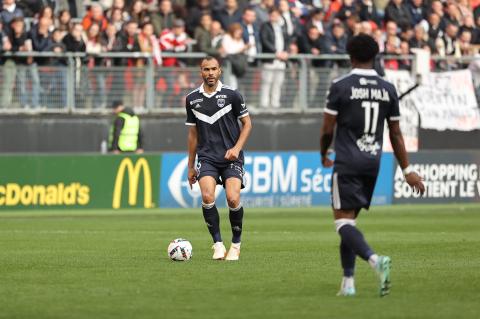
82, 3, 108, 32
159, 18, 189, 66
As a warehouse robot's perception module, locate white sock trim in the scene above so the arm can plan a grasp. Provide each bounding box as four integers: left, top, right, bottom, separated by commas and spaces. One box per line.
202, 201, 215, 209
334, 218, 356, 233
368, 254, 378, 269
228, 203, 242, 212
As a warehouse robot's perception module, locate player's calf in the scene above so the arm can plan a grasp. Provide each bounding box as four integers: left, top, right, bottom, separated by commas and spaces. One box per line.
202, 201, 222, 243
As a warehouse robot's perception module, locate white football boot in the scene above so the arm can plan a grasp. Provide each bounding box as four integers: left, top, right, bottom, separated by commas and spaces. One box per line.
212, 242, 227, 260
336, 277, 356, 296
225, 243, 241, 261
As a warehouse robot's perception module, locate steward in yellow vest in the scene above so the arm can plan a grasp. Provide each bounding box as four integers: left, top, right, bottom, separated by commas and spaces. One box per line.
109, 101, 144, 153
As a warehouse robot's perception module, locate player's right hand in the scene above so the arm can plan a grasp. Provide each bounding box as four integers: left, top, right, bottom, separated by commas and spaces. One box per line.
405, 172, 425, 196
188, 167, 197, 189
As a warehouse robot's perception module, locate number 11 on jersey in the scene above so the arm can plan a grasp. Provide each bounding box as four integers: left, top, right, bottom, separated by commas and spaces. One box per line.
362, 101, 379, 134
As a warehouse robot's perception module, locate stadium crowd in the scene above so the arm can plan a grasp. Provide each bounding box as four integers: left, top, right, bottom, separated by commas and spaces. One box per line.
2, 0, 480, 66
1, 0, 480, 108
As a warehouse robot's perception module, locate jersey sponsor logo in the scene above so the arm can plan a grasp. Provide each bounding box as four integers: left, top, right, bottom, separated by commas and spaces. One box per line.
189, 98, 203, 105
359, 77, 378, 86
217, 98, 226, 108
112, 157, 154, 209
356, 133, 382, 155
166, 156, 222, 208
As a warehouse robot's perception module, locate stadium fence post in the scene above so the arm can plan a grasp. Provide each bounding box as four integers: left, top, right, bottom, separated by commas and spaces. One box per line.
66, 55, 75, 112
145, 57, 155, 110
298, 57, 308, 110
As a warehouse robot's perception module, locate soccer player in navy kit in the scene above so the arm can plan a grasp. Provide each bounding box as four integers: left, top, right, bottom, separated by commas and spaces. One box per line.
185, 56, 252, 261
320, 35, 425, 296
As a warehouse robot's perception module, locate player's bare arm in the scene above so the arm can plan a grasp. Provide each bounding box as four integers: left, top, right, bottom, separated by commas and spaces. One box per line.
320, 113, 336, 168
187, 126, 198, 188
388, 120, 425, 195
225, 115, 252, 161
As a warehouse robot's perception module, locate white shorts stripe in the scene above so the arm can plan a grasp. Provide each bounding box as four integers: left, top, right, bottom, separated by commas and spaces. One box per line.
332, 172, 341, 210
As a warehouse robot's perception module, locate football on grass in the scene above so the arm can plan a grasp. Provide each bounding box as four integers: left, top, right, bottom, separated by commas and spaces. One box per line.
167, 238, 193, 261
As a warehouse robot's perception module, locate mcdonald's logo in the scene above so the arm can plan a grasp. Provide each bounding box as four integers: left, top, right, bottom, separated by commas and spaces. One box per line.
112, 157, 153, 209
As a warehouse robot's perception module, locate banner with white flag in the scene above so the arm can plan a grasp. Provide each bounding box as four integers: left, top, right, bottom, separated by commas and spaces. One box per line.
410, 69, 480, 131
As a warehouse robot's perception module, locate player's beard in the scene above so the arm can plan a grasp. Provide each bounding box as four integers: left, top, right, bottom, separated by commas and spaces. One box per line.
204, 76, 218, 87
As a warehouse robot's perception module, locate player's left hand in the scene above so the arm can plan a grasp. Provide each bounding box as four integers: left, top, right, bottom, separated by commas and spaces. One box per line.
405, 172, 425, 196
225, 147, 240, 161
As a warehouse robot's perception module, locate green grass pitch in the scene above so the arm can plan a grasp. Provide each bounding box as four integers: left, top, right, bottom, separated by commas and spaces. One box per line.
1, 204, 479, 319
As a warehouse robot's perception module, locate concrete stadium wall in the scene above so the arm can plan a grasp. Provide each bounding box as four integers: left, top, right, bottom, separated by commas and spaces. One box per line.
0, 114, 479, 153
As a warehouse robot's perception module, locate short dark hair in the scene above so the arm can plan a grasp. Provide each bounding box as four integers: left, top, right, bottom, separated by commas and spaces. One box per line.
346, 34, 379, 63
200, 55, 220, 66
111, 100, 124, 108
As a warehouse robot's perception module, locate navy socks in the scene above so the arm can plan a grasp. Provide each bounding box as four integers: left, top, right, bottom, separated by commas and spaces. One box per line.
229, 204, 244, 244
338, 224, 374, 261
202, 202, 222, 243
340, 240, 356, 277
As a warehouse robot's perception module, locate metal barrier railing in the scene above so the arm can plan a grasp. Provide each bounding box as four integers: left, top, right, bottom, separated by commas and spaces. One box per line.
0, 52, 476, 113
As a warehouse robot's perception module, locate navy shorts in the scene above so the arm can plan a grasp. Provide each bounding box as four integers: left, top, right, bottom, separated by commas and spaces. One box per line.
331, 171, 377, 211
196, 160, 245, 189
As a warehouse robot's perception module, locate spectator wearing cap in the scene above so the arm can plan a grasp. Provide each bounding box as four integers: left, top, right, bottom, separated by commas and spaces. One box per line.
0, 0, 23, 34
213, 0, 242, 30
151, 0, 177, 35
384, 0, 413, 27
82, 3, 108, 32
159, 18, 189, 66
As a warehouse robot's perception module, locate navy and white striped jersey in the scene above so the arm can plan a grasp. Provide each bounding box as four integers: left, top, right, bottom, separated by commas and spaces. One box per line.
324, 68, 400, 175
185, 81, 249, 165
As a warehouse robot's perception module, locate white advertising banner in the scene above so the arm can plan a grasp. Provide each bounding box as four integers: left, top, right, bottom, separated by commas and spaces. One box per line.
411, 69, 480, 131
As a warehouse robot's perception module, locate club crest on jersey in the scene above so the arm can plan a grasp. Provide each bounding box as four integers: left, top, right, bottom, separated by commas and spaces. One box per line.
217, 98, 225, 108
